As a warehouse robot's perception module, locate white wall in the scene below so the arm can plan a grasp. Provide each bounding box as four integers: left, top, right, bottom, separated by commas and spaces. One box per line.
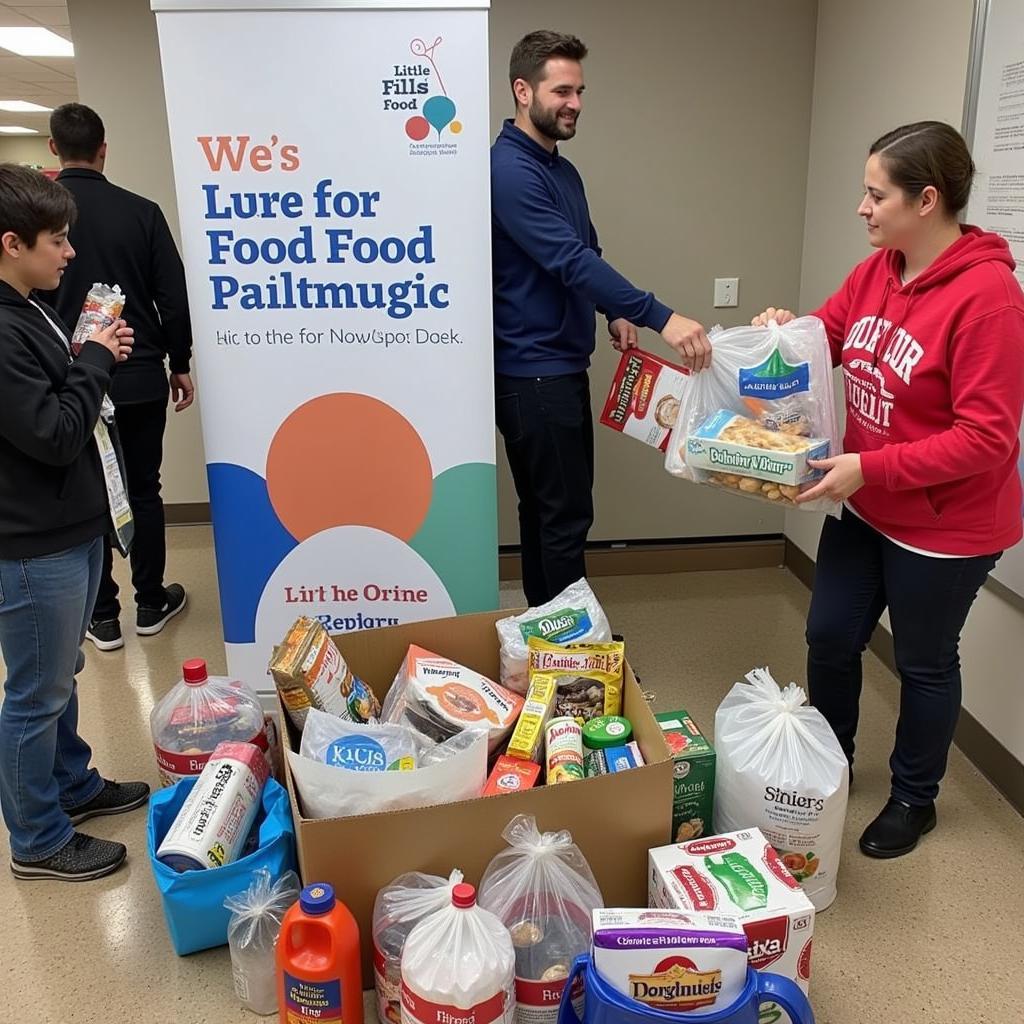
790, 0, 1024, 764
0, 136, 56, 167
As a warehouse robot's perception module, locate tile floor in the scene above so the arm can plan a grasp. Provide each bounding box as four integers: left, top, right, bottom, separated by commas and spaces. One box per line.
1, 526, 1021, 1023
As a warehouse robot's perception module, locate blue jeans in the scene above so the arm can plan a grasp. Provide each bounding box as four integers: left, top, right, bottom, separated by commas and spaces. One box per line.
806, 510, 999, 806
0, 538, 105, 862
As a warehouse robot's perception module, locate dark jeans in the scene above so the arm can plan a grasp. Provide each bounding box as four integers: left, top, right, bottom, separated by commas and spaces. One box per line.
806, 509, 999, 806
495, 371, 594, 606
92, 399, 168, 618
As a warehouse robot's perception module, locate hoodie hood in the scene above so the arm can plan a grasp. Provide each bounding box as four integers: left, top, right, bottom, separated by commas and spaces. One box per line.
883, 224, 1014, 291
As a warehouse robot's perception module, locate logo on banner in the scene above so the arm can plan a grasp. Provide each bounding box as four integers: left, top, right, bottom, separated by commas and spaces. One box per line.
382, 36, 462, 154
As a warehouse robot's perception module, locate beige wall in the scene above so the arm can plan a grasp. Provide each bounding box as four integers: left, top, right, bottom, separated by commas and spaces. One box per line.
66, 0, 818, 536
489, 0, 818, 543
67, 0, 209, 505
0, 136, 57, 167
789, 0, 1024, 765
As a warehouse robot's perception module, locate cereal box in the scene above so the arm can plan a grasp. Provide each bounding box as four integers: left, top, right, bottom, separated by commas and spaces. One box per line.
649, 829, 815, 1024
600, 349, 690, 451
655, 709, 716, 843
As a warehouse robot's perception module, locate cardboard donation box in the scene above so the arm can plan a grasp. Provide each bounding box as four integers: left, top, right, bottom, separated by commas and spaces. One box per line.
280, 610, 674, 981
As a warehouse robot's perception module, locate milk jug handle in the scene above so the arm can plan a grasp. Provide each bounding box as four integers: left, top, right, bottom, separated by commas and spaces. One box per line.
756, 973, 815, 1024
557, 955, 588, 1024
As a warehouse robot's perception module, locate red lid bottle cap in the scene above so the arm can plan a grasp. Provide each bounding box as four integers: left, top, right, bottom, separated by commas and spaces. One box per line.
452, 883, 476, 909
182, 659, 208, 686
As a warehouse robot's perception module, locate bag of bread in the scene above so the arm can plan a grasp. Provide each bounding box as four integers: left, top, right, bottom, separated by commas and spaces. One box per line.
479, 815, 603, 1024
495, 578, 612, 694
665, 317, 841, 514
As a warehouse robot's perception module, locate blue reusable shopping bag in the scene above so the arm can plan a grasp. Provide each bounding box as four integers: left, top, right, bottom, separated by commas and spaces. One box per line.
147, 775, 297, 955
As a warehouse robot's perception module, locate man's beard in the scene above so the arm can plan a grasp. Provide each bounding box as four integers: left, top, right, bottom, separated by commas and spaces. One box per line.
529, 100, 578, 141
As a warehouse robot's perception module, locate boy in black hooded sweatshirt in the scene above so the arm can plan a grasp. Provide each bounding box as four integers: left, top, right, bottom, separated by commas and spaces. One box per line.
0, 164, 149, 881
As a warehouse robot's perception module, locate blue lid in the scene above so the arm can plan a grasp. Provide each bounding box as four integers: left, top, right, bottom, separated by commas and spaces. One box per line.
300, 882, 336, 916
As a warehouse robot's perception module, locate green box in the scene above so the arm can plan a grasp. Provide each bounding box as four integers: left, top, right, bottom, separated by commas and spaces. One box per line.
655, 709, 716, 843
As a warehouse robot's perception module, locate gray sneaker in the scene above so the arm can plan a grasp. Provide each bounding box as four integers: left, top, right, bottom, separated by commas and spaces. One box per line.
11, 832, 127, 882
66, 779, 150, 825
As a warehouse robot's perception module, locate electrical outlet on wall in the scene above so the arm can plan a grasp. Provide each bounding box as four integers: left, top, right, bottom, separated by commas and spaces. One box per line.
714, 277, 739, 307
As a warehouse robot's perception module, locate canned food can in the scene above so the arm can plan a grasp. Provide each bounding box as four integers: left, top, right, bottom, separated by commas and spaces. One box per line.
545, 717, 584, 784
157, 741, 270, 872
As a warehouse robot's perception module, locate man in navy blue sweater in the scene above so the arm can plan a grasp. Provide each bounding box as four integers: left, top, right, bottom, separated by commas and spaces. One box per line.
492, 30, 711, 605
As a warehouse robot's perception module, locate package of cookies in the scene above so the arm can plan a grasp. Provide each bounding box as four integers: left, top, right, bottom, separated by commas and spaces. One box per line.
665, 316, 841, 514
600, 348, 690, 451
527, 636, 624, 724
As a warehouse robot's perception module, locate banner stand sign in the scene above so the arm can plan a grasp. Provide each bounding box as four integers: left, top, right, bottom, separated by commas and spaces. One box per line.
152, 0, 497, 694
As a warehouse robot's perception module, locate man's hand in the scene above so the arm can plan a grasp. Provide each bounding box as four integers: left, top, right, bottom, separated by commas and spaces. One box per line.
661, 313, 712, 371
170, 372, 195, 412
796, 454, 864, 504
609, 318, 638, 352
92, 319, 133, 363
752, 307, 797, 328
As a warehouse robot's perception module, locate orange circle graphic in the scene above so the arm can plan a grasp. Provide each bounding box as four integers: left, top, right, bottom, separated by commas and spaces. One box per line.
266, 393, 432, 541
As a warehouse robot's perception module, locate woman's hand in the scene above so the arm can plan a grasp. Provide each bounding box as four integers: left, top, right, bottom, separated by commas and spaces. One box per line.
796, 454, 865, 504
751, 307, 797, 328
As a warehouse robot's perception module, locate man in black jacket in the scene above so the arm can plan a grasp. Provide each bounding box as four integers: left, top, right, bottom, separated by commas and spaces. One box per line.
0, 164, 149, 880
40, 103, 193, 651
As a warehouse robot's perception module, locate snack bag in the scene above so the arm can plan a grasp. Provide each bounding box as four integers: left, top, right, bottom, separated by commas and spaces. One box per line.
70, 282, 125, 357
713, 667, 849, 912
666, 317, 840, 514
299, 709, 430, 772
479, 815, 603, 1024
527, 636, 624, 723
372, 869, 464, 1024
381, 646, 524, 753
495, 579, 612, 693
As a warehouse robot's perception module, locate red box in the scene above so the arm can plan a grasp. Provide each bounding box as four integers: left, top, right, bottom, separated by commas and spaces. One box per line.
483, 755, 541, 796
600, 348, 690, 451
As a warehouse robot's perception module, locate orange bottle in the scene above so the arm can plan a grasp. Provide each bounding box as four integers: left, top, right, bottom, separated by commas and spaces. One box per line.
277, 882, 363, 1024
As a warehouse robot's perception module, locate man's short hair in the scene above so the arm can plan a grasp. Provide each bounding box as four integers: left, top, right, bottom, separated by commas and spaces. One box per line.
49, 102, 105, 162
509, 30, 587, 93
0, 164, 76, 247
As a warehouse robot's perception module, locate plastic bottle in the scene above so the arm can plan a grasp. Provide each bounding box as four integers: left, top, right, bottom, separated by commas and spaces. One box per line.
401, 882, 515, 1024
150, 658, 268, 787
277, 882, 363, 1024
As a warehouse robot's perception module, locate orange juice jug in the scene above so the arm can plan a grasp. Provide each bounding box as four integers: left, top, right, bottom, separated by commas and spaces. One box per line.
277, 882, 363, 1024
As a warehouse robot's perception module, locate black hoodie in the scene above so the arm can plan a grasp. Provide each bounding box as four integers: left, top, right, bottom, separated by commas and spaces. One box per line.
0, 280, 114, 558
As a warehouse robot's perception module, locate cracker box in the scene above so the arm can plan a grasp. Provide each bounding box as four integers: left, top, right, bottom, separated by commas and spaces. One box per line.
649, 829, 815, 1024
600, 349, 690, 451
655, 709, 716, 844
685, 409, 829, 486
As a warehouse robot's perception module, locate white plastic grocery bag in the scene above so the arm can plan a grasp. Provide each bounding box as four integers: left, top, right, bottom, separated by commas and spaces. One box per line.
225, 868, 301, 1015
712, 667, 849, 911
665, 317, 841, 515
479, 815, 603, 1024
373, 869, 464, 1024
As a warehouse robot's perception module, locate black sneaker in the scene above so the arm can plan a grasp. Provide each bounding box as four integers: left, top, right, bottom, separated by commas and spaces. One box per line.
11, 832, 127, 882
66, 779, 150, 825
136, 583, 187, 636
85, 618, 124, 651
859, 797, 936, 859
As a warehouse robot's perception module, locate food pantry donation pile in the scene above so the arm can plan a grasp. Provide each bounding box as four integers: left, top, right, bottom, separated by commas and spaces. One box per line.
140, 318, 851, 1020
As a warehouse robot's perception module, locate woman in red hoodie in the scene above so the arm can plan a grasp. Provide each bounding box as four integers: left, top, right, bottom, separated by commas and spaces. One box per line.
755, 121, 1024, 859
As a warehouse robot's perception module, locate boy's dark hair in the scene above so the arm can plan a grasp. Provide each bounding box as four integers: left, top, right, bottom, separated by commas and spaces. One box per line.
870, 121, 975, 216
49, 102, 105, 163
509, 30, 587, 95
0, 164, 76, 248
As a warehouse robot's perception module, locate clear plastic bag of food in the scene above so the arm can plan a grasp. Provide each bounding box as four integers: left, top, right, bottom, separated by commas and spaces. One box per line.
225, 867, 301, 1015
665, 317, 841, 515
478, 815, 604, 1024
495, 579, 612, 694
299, 708, 432, 772
372, 869, 464, 1024
70, 282, 125, 357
